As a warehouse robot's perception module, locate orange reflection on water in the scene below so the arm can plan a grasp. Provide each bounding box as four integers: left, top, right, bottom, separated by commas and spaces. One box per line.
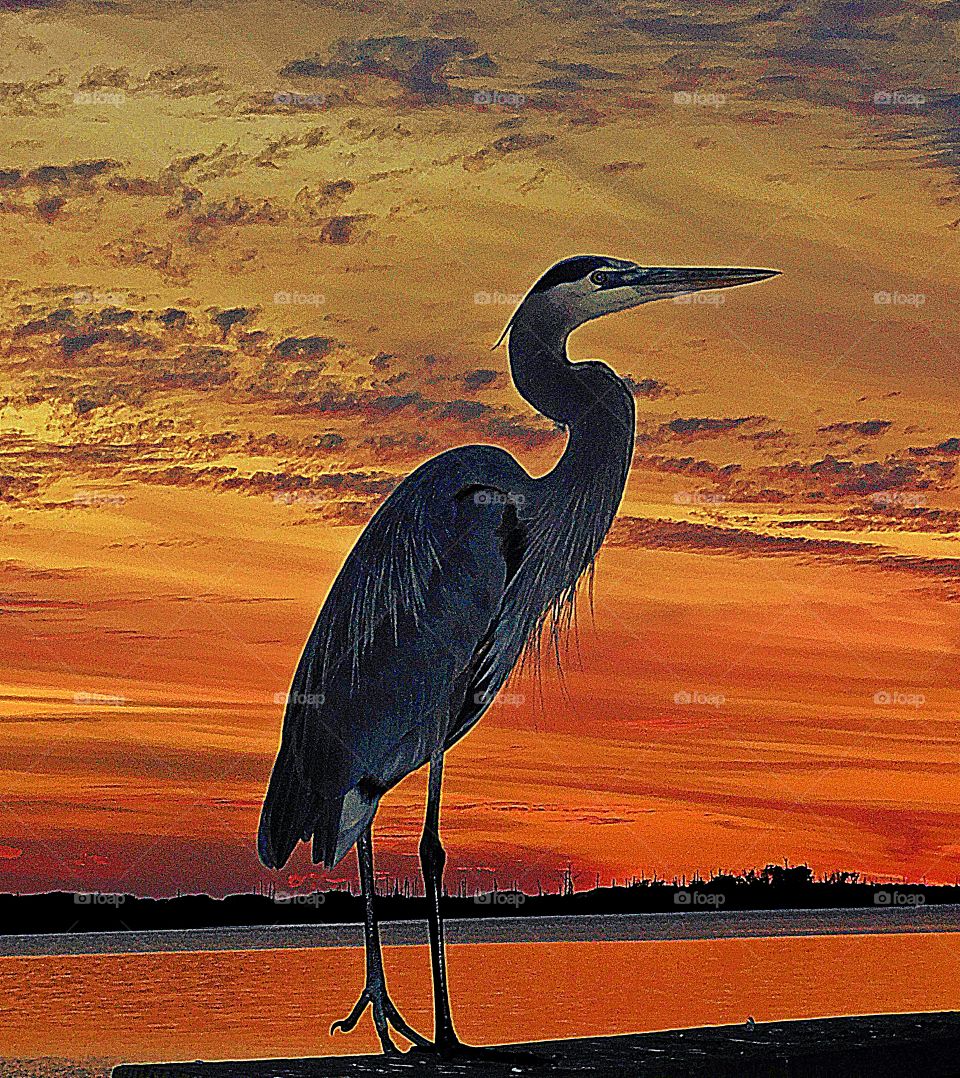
0, 935, 957, 1064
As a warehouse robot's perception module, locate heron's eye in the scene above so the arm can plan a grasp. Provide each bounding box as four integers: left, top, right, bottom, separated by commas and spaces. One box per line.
591, 271, 612, 287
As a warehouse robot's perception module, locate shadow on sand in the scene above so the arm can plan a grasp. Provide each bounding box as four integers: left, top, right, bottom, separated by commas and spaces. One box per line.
112, 1011, 960, 1077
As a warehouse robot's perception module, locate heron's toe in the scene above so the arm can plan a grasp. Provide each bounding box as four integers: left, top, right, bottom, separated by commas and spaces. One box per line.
330, 990, 370, 1036
382, 998, 431, 1050
330, 983, 428, 1055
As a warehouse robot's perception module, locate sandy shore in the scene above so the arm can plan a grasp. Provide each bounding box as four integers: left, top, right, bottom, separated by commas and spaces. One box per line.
6, 1011, 959, 1076
105, 1011, 960, 1077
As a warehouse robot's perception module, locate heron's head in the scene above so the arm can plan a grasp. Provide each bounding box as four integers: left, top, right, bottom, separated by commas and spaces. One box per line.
504, 254, 779, 339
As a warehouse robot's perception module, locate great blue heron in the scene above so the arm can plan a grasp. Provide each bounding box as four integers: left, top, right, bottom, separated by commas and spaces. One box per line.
257, 254, 778, 1055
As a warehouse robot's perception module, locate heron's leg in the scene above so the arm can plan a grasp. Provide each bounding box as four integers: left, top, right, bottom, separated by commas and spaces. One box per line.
330, 823, 429, 1053
419, 750, 463, 1052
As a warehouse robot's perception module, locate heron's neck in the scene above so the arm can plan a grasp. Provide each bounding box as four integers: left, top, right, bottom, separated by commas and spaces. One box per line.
508, 318, 635, 485
508, 319, 584, 426
505, 314, 635, 622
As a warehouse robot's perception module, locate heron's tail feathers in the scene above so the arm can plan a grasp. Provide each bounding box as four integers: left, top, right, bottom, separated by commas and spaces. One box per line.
322, 786, 380, 868
257, 743, 319, 871
258, 746, 379, 871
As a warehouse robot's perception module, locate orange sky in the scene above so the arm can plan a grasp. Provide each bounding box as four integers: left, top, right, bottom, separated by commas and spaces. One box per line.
1, 0, 959, 896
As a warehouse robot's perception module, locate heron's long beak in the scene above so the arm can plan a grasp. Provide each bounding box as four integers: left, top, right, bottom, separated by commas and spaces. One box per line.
610, 265, 780, 298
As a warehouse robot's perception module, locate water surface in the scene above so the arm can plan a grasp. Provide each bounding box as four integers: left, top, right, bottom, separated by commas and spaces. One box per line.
0, 927, 957, 1068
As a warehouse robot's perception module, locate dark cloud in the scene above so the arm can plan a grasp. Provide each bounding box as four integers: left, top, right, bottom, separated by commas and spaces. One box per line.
100, 233, 185, 282
818, 419, 892, 437
264, 381, 553, 449
112, 148, 360, 246
157, 308, 189, 329
315, 432, 344, 450
909, 437, 960, 457
722, 452, 954, 504
1, 158, 120, 193
217, 468, 396, 499
210, 307, 255, 339
9, 307, 235, 412
602, 160, 647, 174
665, 416, 760, 437
319, 214, 359, 243
292, 180, 354, 222
273, 336, 337, 360
609, 514, 960, 600
60, 329, 110, 356
139, 63, 226, 98
363, 431, 437, 457
207, 306, 251, 338
632, 439, 954, 506
35, 194, 65, 222
608, 516, 867, 557
5, 298, 550, 462
489, 132, 554, 153
13, 307, 77, 337
159, 347, 236, 390
773, 453, 949, 498
624, 14, 744, 42
639, 454, 741, 480
625, 376, 676, 400
742, 428, 790, 444
463, 368, 498, 391
538, 60, 619, 81
783, 506, 960, 534
0, 71, 65, 116
533, 77, 583, 92
77, 65, 130, 91
281, 35, 486, 103
437, 398, 489, 421
463, 131, 556, 171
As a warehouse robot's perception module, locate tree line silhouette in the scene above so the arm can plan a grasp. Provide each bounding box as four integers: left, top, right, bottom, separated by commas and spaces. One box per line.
0, 861, 953, 935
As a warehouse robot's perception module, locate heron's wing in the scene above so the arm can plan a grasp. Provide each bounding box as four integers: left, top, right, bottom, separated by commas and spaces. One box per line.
259, 445, 528, 869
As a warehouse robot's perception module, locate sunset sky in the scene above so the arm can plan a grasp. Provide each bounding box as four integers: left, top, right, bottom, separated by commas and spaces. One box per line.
1, 0, 960, 897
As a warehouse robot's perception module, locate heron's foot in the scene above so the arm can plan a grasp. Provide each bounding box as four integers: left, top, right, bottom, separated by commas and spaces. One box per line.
413, 1032, 543, 1066
330, 978, 430, 1055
